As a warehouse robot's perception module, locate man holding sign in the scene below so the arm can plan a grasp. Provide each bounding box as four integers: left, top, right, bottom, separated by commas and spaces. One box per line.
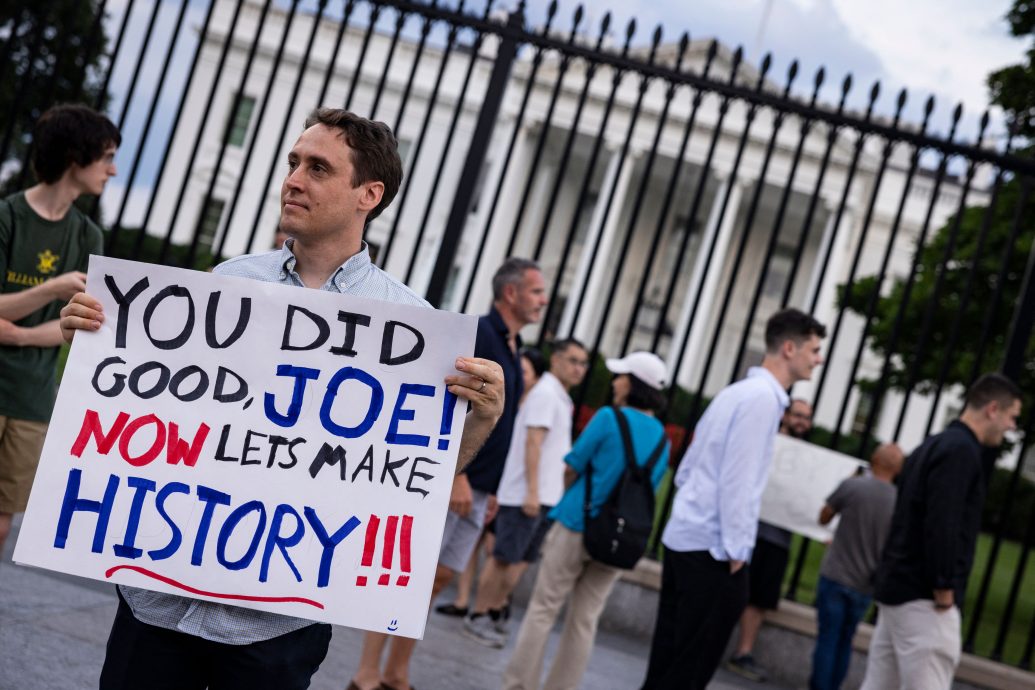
59, 109, 504, 690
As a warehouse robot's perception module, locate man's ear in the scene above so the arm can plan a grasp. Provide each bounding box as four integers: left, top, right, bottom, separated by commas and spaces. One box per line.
780, 338, 797, 360
501, 281, 518, 305
357, 180, 385, 214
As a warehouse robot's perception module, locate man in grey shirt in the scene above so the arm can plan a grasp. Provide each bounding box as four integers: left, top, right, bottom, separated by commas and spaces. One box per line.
808, 442, 904, 690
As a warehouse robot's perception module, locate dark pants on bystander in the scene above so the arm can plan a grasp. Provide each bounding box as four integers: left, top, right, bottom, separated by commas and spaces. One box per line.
641, 549, 749, 690
809, 575, 872, 690
99, 595, 332, 690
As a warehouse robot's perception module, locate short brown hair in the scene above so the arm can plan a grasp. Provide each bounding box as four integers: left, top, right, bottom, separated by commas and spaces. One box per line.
32, 104, 120, 184
303, 108, 402, 221
765, 308, 827, 353
964, 373, 1022, 412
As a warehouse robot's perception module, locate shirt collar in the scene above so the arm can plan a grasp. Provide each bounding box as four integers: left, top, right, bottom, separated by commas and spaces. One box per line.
488, 306, 524, 350
539, 371, 570, 400
278, 238, 374, 291
948, 419, 981, 446
747, 366, 790, 408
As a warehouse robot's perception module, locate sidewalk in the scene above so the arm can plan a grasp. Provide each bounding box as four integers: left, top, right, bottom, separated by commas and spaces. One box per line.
1, 517, 784, 690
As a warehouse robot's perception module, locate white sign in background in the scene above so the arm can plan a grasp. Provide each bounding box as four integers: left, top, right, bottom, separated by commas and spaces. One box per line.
14, 257, 477, 639
759, 434, 866, 542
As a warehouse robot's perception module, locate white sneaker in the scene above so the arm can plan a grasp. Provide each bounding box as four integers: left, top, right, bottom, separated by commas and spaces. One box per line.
462, 614, 505, 648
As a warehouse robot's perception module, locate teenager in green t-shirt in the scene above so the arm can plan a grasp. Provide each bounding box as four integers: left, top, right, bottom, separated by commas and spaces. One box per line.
0, 103, 120, 555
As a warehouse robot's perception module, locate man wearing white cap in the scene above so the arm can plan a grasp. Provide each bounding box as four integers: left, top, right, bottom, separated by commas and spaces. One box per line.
641, 308, 826, 690
503, 351, 670, 690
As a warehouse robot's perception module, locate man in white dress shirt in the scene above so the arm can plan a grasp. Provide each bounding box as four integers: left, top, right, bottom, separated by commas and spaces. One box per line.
641, 308, 826, 690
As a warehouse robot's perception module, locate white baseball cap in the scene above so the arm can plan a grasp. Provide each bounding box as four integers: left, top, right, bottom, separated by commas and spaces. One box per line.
605, 351, 668, 390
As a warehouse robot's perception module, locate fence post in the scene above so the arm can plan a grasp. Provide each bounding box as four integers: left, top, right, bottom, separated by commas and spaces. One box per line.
423, 6, 523, 308
1002, 177, 1035, 382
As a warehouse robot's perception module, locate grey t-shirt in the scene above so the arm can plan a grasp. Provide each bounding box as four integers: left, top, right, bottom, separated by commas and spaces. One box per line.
819, 475, 897, 596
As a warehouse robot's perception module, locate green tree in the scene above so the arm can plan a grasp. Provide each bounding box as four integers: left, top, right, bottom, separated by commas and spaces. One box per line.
841, 182, 1034, 397
988, 0, 1035, 139
1, 1, 110, 181
839, 1, 1035, 410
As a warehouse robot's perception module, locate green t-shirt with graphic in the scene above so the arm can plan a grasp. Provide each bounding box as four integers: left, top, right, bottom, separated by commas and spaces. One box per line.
0, 192, 103, 422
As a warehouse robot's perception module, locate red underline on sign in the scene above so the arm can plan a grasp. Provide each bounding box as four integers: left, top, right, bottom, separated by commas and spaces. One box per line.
104, 565, 325, 610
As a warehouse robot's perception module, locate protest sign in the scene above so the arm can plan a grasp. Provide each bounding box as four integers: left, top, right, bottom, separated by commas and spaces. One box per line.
758, 434, 866, 542
13, 256, 477, 639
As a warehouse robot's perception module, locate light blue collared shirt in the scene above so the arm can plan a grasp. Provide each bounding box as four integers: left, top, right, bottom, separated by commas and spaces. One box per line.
120, 241, 428, 644
661, 366, 789, 563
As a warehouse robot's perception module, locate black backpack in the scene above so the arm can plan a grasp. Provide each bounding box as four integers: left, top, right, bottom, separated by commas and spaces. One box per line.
582, 407, 668, 569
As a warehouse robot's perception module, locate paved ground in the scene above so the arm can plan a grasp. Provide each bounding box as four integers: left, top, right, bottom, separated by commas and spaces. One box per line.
1, 515, 786, 690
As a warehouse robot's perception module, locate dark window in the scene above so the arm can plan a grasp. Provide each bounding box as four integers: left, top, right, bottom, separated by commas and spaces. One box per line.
196, 198, 226, 255
227, 95, 256, 147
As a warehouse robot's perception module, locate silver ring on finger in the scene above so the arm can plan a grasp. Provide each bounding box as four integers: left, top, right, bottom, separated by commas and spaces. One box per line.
478, 379, 487, 392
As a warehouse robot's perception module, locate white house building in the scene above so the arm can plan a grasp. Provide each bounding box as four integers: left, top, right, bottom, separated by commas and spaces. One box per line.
147, 0, 1006, 461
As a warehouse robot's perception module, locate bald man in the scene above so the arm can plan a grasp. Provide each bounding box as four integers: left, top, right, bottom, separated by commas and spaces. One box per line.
808, 443, 905, 690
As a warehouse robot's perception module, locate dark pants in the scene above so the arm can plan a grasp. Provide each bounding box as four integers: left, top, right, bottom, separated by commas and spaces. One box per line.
641, 549, 749, 690
809, 575, 872, 690
99, 595, 332, 690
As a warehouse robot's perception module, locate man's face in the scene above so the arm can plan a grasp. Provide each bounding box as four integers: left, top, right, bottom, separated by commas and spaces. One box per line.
787, 334, 824, 383
70, 144, 117, 196
781, 401, 813, 438
279, 124, 381, 242
551, 345, 589, 389
506, 269, 548, 327
986, 398, 1022, 446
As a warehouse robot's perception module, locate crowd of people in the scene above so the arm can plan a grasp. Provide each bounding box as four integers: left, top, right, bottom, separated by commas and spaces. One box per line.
0, 104, 1024, 690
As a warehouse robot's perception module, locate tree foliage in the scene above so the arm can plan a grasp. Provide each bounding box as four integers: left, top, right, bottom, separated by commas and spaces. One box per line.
0, 1, 110, 175
988, 0, 1035, 139
840, 180, 1035, 400
840, 1, 1035, 409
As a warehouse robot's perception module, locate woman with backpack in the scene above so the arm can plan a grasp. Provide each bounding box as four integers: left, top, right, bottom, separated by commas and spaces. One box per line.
502, 352, 670, 690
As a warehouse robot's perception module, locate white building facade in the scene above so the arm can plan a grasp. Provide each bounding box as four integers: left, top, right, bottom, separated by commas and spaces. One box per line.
149, 0, 1002, 459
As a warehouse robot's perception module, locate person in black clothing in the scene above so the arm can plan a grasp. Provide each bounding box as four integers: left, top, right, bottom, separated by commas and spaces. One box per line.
350, 257, 546, 690
859, 373, 1021, 690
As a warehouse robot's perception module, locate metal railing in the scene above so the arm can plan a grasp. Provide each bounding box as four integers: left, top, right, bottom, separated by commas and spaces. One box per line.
3, 0, 1034, 668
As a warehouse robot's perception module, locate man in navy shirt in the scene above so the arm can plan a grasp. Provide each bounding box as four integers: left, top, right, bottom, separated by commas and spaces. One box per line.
353, 257, 546, 690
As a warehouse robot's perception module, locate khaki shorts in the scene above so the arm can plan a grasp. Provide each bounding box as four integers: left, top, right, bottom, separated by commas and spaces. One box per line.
0, 416, 48, 513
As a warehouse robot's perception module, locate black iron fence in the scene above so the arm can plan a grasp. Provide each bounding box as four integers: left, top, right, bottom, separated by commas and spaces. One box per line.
3, 0, 1035, 669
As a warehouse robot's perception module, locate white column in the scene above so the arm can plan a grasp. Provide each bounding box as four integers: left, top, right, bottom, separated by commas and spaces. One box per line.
673, 176, 743, 388
452, 122, 535, 313
803, 205, 839, 311
796, 205, 855, 411
557, 146, 620, 339
573, 149, 639, 340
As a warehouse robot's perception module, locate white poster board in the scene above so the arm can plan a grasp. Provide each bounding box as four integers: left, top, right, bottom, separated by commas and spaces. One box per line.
758, 434, 866, 542
14, 256, 477, 639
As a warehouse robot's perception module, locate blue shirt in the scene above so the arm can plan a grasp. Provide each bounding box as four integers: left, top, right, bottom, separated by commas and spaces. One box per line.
120, 241, 428, 644
463, 307, 524, 494
661, 366, 789, 563
550, 407, 669, 532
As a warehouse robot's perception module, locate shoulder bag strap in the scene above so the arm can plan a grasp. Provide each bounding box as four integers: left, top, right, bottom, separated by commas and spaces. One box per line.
644, 430, 669, 477
585, 406, 635, 518
612, 406, 639, 473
